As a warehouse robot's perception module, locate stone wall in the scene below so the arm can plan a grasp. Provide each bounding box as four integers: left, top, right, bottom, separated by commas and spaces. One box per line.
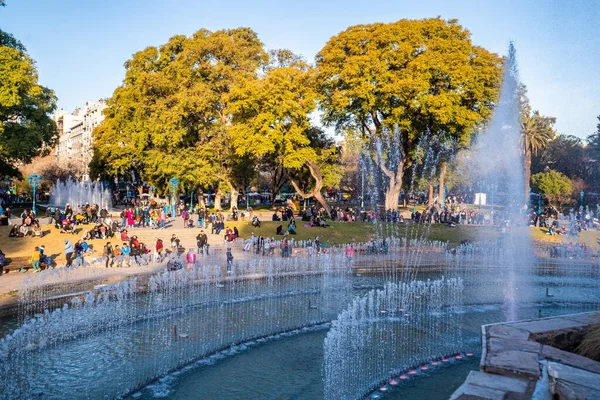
450, 311, 600, 400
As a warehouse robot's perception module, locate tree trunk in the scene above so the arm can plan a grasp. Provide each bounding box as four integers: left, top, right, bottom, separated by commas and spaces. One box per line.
382, 166, 403, 211
524, 148, 532, 204
214, 188, 222, 211
438, 161, 447, 206
428, 183, 434, 206
227, 181, 239, 211
271, 166, 287, 198
313, 191, 330, 214
289, 160, 332, 215
197, 189, 206, 209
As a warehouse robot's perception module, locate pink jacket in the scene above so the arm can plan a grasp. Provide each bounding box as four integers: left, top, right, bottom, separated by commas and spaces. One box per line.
186, 252, 197, 264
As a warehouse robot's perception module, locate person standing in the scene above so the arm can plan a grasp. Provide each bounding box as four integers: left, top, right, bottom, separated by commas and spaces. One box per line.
198, 208, 205, 229
104, 242, 114, 268
64, 240, 74, 267
226, 247, 233, 273
121, 209, 127, 229
182, 209, 188, 228
186, 248, 197, 268
29, 246, 40, 272
74, 239, 85, 267
345, 244, 354, 259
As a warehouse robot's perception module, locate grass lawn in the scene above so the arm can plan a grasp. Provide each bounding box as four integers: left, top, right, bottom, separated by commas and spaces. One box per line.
222, 220, 498, 246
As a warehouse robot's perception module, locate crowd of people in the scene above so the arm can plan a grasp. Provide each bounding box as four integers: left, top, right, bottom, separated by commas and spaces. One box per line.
4, 190, 600, 275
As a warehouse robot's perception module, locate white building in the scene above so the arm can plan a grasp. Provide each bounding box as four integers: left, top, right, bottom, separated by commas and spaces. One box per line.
54, 100, 107, 177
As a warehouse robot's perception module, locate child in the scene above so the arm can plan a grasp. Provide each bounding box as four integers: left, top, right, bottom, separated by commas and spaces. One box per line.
226, 247, 233, 273
29, 246, 40, 272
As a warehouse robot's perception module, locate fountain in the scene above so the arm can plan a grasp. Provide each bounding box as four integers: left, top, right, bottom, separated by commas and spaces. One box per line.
49, 177, 112, 209
324, 277, 464, 400
1, 44, 599, 400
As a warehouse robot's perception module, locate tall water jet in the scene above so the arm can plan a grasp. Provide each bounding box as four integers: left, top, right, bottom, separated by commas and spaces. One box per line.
469, 42, 533, 320
49, 177, 112, 209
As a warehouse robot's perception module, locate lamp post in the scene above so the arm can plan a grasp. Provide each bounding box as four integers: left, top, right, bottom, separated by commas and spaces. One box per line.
360, 168, 364, 209
28, 174, 42, 216
246, 186, 250, 211
169, 177, 179, 217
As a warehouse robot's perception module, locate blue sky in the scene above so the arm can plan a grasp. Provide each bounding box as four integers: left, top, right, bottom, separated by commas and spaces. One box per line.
2, 0, 599, 138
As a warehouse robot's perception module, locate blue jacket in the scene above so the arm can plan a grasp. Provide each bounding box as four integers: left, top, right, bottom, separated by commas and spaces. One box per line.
64, 241, 73, 254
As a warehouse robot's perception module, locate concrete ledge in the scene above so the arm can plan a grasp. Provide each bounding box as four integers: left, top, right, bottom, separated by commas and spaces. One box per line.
450, 311, 600, 400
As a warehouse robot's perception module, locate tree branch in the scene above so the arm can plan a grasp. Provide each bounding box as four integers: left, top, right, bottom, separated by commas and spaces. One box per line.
289, 179, 312, 198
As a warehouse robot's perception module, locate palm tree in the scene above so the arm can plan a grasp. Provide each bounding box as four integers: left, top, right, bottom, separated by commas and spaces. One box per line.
521, 111, 556, 202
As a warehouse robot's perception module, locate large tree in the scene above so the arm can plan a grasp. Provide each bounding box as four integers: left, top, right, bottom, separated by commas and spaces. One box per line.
0, 30, 57, 176
315, 18, 502, 210
585, 115, 600, 192
532, 170, 572, 207
227, 50, 342, 213
91, 28, 267, 204
534, 134, 587, 180
520, 110, 556, 198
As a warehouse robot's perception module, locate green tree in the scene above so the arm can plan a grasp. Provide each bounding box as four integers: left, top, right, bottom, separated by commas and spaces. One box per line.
532, 170, 573, 207
585, 115, 600, 192
228, 51, 342, 213
520, 104, 556, 199
315, 18, 502, 210
92, 28, 268, 207
534, 134, 587, 179
0, 30, 57, 176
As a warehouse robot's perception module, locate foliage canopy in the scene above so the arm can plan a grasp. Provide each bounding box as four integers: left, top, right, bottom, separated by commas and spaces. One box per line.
0, 29, 57, 176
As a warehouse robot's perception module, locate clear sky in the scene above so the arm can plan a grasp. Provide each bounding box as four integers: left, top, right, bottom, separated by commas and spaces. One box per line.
2, 0, 599, 138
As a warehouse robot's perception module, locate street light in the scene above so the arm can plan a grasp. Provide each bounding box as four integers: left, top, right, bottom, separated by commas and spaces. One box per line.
28, 174, 42, 216
169, 177, 179, 217
246, 186, 250, 211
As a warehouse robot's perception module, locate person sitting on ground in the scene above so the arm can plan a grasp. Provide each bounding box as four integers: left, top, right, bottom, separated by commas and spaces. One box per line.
233, 226, 239, 238
9, 225, 19, 238
170, 234, 180, 250
19, 224, 29, 237
0, 249, 6, 274
276, 225, 284, 235
272, 212, 280, 221
120, 242, 131, 266
287, 220, 296, 235
120, 229, 130, 242
155, 238, 164, 260
33, 221, 43, 238
130, 235, 141, 250
252, 215, 261, 228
